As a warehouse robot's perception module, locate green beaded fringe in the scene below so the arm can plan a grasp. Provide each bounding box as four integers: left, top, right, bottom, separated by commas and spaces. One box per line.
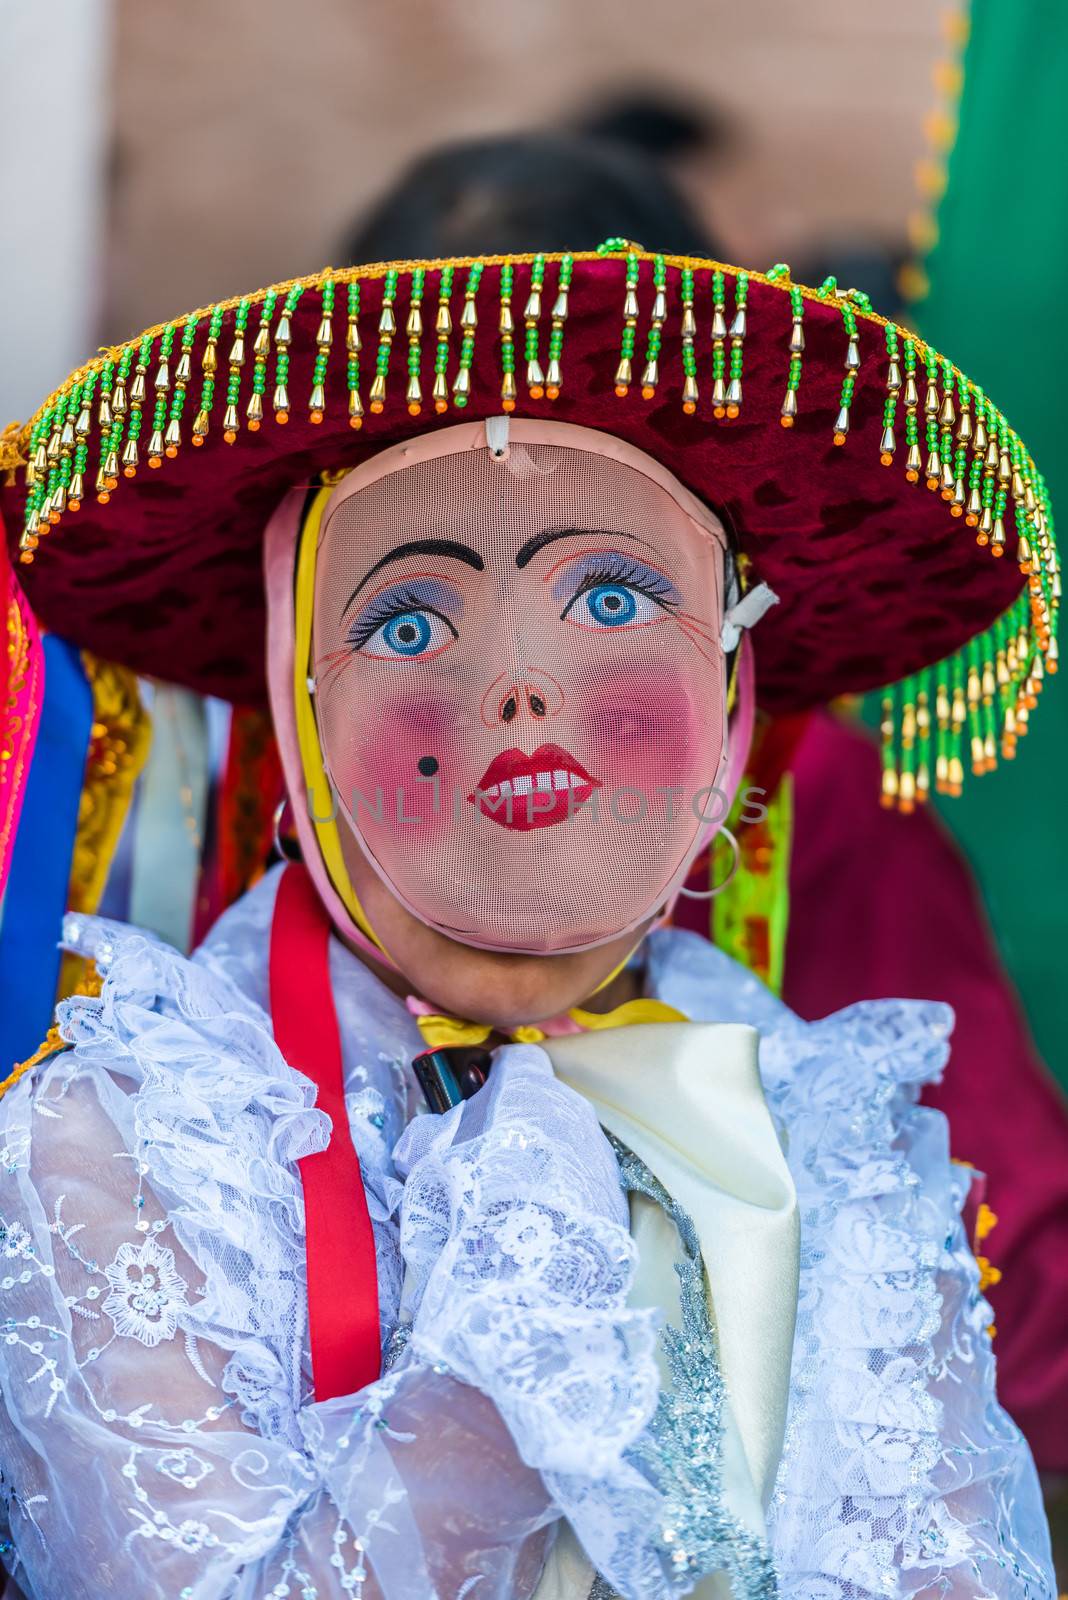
12, 244, 1058, 809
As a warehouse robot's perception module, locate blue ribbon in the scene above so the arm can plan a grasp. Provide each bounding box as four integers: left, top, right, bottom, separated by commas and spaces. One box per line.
0, 637, 92, 1073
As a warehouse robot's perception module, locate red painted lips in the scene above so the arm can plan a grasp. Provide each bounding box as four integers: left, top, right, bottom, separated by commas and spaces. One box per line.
469, 742, 602, 831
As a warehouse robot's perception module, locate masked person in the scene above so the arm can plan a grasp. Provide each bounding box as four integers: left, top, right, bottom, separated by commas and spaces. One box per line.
342, 129, 1068, 1482
0, 245, 1056, 1598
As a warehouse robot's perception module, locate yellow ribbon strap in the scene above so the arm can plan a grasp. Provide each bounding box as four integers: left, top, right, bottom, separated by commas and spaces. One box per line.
567, 997, 688, 1031
293, 486, 388, 957
414, 1014, 495, 1050
414, 995, 688, 1052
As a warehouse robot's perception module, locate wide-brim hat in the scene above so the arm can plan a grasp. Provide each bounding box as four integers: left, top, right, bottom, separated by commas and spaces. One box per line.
1, 242, 1057, 810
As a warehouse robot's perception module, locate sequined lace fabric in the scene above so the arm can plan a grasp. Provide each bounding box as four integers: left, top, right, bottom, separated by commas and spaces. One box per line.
0, 866, 1052, 1598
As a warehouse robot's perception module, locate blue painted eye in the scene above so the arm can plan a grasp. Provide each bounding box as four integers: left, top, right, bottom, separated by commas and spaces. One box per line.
566, 582, 668, 629
360, 609, 455, 659
384, 613, 431, 654
586, 584, 637, 625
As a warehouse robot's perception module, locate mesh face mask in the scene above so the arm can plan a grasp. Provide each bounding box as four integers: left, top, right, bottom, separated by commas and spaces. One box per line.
308, 420, 734, 955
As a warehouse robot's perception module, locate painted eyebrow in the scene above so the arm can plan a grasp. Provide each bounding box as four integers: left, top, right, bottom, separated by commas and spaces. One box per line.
514, 527, 656, 569
343, 538, 485, 617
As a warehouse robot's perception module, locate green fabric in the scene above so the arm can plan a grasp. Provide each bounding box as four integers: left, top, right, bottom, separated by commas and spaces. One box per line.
916, 0, 1067, 1084
712, 774, 792, 998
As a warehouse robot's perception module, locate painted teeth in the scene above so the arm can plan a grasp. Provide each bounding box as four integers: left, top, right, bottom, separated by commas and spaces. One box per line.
481, 770, 586, 799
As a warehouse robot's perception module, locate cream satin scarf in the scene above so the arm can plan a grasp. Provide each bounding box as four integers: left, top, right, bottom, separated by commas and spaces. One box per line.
534, 1022, 799, 1600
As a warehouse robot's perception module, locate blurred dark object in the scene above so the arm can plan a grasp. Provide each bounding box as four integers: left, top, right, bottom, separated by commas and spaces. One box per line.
571, 87, 732, 162
343, 89, 900, 320
343, 129, 715, 263
413, 1046, 490, 1112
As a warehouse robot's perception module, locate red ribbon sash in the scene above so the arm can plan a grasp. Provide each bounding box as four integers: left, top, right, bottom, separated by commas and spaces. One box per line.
269, 863, 381, 1400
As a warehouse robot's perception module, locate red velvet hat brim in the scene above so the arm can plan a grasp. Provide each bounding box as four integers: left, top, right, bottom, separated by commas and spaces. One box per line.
1, 249, 1054, 719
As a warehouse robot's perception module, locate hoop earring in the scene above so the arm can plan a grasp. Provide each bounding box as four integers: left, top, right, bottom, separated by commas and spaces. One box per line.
273, 799, 303, 864
677, 826, 740, 899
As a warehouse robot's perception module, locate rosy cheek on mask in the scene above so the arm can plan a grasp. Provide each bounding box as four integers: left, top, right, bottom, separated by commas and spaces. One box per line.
579, 662, 715, 794
324, 687, 459, 830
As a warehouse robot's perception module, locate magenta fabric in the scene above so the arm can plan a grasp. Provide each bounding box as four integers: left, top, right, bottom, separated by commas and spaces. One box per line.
784, 710, 1068, 1472
0, 541, 44, 902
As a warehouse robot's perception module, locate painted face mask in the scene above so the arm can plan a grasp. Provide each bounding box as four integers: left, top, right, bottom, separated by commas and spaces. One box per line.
307, 420, 746, 955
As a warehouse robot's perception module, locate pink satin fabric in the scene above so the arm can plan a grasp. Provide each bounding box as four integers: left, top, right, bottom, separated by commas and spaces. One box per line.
0, 545, 44, 902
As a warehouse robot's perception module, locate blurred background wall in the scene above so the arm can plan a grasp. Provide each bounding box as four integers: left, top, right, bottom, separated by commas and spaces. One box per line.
3, 0, 1064, 1083
27, 0, 946, 353
0, 0, 111, 420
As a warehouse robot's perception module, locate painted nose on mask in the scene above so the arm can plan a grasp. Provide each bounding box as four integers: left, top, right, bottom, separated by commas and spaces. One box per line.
480, 665, 565, 727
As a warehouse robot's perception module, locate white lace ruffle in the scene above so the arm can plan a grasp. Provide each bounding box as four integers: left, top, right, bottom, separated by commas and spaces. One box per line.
7, 884, 676, 1597
0, 885, 1049, 1599
58, 922, 330, 1444
393, 1045, 699, 1597
646, 927, 1054, 1600
395, 1046, 660, 1480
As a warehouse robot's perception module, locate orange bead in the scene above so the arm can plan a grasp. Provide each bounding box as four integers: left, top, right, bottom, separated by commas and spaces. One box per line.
502, 398, 516, 413
408, 403, 421, 417
546, 385, 560, 400
879, 451, 892, 464
833, 432, 847, 447
950, 504, 963, 516
223, 430, 237, 444
906, 469, 920, 483
683, 402, 697, 416
68, 498, 81, 512
614, 385, 628, 398
348, 415, 363, 430
714, 406, 726, 419
965, 513, 978, 526
641, 385, 655, 400
191, 435, 205, 447
434, 400, 448, 414
276, 411, 289, 425
726, 404, 740, 419
123, 466, 137, 478
310, 411, 324, 425
925, 477, 939, 491
19, 551, 33, 565
165, 444, 179, 457
529, 384, 545, 400
97, 490, 111, 503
